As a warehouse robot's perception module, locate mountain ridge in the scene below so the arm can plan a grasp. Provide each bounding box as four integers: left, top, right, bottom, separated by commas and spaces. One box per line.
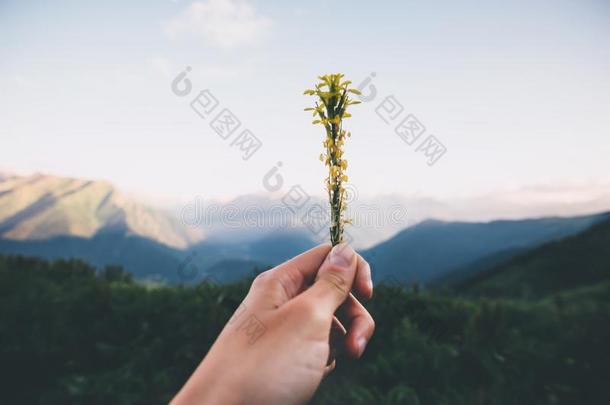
364, 211, 610, 285
2, 172, 610, 285
0, 173, 204, 249
459, 216, 610, 297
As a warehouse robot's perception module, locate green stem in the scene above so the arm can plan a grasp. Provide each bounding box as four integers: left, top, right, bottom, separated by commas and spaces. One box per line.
329, 122, 342, 246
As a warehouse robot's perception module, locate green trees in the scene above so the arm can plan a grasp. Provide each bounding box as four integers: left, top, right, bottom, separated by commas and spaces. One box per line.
1, 254, 609, 404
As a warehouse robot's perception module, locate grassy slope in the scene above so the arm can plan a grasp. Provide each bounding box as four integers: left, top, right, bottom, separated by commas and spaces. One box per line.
461, 217, 610, 298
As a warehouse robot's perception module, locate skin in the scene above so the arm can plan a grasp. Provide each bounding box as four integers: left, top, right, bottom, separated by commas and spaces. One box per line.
171, 243, 375, 405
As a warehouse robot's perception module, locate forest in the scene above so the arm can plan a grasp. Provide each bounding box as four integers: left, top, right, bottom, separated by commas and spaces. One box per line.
1, 243, 609, 404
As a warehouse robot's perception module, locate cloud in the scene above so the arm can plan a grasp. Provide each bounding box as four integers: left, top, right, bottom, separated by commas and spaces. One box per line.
164, 0, 272, 47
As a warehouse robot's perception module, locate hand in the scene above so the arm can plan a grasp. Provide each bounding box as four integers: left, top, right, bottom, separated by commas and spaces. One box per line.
171, 243, 375, 405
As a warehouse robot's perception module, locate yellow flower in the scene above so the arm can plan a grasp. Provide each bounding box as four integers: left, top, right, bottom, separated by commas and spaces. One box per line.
303, 73, 360, 246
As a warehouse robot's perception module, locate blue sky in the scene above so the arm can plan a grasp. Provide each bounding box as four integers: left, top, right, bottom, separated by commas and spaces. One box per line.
1, 0, 609, 205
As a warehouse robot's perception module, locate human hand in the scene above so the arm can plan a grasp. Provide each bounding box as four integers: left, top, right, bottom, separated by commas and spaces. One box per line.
171, 243, 375, 405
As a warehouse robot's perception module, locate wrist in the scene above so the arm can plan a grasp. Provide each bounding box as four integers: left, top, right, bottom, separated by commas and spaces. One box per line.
172, 349, 244, 405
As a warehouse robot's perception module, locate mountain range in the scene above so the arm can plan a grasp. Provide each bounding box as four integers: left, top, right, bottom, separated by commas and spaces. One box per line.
1, 172, 609, 285
363, 212, 610, 285
0, 173, 321, 281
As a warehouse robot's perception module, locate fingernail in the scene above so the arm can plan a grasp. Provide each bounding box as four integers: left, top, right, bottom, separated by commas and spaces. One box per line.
330, 243, 355, 268
357, 336, 368, 357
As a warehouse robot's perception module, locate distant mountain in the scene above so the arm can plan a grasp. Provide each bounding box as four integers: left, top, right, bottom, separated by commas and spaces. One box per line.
0, 228, 316, 283
0, 174, 318, 281
247, 230, 317, 263
0, 173, 203, 248
185, 230, 316, 281
0, 231, 183, 281
459, 216, 610, 298
364, 212, 610, 285
203, 259, 267, 283
3, 172, 610, 286
0, 231, 314, 284
0, 172, 194, 281
190, 193, 411, 249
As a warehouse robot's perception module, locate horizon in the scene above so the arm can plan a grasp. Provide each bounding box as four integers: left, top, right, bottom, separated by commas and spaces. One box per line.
2, 167, 610, 253
3, 169, 610, 228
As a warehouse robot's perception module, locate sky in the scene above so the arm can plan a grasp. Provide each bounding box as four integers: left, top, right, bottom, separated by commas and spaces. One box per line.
1, 0, 609, 207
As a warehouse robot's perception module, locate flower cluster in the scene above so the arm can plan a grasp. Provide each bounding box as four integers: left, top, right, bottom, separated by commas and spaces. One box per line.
304, 73, 361, 246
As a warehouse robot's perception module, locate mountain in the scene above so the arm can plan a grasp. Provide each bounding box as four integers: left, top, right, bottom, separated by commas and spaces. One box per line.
181, 183, 610, 251
364, 212, 610, 285
0, 173, 198, 280
429, 246, 528, 287
246, 230, 317, 263
0, 230, 184, 281
185, 230, 316, 281
0, 173, 203, 248
0, 229, 317, 284
459, 216, 610, 298
203, 259, 267, 283
0, 174, 317, 281
2, 172, 610, 285
187, 193, 411, 249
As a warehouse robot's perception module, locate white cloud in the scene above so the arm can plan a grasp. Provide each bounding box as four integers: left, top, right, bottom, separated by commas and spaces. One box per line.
164, 0, 272, 47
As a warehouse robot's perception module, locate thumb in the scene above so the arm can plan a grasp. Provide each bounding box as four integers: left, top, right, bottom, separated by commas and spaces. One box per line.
298, 243, 358, 315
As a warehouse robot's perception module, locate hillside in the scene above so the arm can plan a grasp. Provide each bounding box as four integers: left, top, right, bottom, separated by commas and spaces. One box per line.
460, 217, 610, 298
429, 247, 528, 287
363, 212, 610, 285
0, 230, 184, 281
0, 173, 203, 248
